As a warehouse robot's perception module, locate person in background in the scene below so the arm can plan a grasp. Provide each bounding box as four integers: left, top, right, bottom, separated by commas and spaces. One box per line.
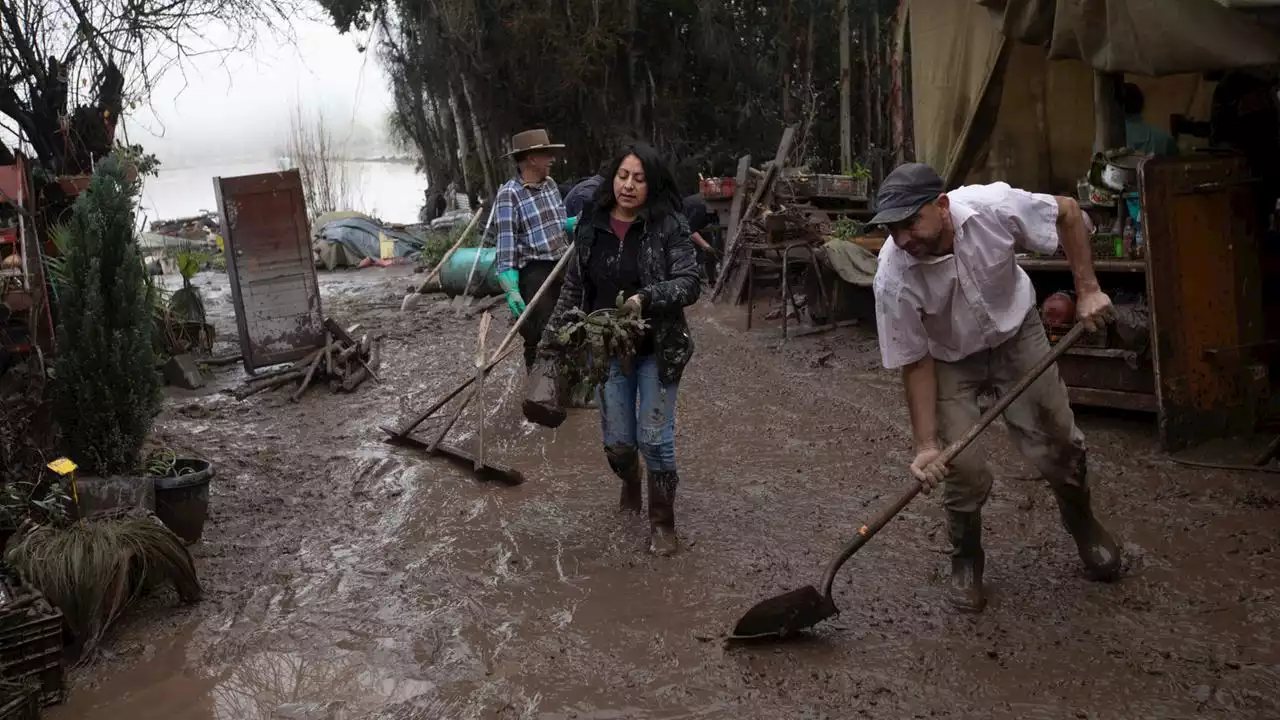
871, 162, 1122, 613
537, 143, 701, 556
494, 129, 571, 371
1120, 83, 1178, 157
563, 166, 609, 220
680, 193, 720, 282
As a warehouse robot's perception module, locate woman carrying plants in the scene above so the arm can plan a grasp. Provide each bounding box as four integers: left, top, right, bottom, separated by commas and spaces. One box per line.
535, 143, 701, 556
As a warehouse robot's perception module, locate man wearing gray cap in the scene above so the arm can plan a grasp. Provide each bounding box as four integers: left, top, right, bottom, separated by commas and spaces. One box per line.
870, 162, 1122, 612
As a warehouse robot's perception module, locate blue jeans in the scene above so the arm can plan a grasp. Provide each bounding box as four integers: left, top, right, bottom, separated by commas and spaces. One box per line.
597, 356, 679, 472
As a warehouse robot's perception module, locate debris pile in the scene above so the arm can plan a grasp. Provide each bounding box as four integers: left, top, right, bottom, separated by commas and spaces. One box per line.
234, 318, 382, 401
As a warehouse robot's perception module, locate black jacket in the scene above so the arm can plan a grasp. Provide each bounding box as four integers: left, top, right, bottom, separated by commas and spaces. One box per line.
539, 206, 701, 384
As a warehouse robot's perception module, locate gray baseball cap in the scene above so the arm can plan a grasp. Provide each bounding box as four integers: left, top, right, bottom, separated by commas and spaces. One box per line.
869, 163, 945, 226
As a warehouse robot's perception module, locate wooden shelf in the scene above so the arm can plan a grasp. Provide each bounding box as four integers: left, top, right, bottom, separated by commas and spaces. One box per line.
1067, 386, 1158, 413
1063, 347, 1136, 360
1018, 256, 1146, 273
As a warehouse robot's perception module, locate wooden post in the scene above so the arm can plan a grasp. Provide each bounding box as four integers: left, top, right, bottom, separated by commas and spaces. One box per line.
890, 0, 909, 166
473, 312, 491, 471
839, 0, 853, 173
1094, 71, 1127, 152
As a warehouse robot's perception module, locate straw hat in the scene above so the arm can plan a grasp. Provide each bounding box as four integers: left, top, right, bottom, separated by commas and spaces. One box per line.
505, 129, 566, 157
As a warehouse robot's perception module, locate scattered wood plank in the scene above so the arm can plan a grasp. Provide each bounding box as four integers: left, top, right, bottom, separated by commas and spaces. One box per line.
712, 125, 798, 303
233, 316, 382, 401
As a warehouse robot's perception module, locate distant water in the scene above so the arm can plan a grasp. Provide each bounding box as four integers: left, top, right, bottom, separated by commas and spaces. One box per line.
138, 159, 428, 225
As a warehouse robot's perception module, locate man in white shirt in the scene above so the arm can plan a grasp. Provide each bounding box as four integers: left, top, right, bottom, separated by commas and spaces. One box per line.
871, 163, 1122, 613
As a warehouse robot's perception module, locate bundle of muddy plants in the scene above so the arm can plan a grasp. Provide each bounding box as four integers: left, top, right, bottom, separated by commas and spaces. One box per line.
0, 153, 203, 665
546, 295, 651, 388
233, 319, 383, 401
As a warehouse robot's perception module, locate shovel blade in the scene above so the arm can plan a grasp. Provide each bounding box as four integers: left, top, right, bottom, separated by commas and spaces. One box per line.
730, 585, 838, 641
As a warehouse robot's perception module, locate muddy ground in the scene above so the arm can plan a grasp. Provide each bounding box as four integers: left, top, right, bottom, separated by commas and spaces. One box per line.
48, 268, 1280, 720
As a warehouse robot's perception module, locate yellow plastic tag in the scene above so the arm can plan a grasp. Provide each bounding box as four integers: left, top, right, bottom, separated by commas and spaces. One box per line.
47, 457, 78, 475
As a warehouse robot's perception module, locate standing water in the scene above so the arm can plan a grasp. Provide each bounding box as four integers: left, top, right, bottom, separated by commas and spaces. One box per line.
138, 159, 428, 226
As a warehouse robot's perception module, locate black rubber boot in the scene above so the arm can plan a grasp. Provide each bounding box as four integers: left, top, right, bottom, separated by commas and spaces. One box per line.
605, 447, 643, 514
647, 471, 680, 556
947, 510, 986, 613
1052, 483, 1122, 581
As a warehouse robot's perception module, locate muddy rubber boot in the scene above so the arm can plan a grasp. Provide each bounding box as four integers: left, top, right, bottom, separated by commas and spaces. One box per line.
606, 448, 643, 514
947, 511, 986, 613
647, 471, 680, 556
1052, 484, 1122, 582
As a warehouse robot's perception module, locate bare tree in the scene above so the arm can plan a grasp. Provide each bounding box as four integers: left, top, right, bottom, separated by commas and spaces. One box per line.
283, 104, 354, 219
0, 0, 306, 173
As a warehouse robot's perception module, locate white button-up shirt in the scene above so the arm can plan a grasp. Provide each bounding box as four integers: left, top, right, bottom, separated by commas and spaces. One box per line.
873, 183, 1062, 369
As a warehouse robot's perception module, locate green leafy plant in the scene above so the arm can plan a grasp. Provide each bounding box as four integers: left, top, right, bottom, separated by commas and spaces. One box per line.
112, 141, 162, 178
0, 478, 70, 530
829, 216, 865, 241
846, 162, 872, 181
50, 152, 162, 477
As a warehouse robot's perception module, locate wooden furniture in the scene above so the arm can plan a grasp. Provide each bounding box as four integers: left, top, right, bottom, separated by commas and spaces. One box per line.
1021, 153, 1268, 451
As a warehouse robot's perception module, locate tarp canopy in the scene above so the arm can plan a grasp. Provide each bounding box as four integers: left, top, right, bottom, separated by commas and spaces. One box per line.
978, 0, 1280, 76
910, 0, 1235, 192
313, 216, 426, 269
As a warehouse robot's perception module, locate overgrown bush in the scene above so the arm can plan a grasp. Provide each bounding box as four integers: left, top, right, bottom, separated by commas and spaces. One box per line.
51, 153, 161, 477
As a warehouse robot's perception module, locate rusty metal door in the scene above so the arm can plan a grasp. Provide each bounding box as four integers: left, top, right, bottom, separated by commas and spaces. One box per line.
1141, 154, 1268, 451
214, 170, 324, 373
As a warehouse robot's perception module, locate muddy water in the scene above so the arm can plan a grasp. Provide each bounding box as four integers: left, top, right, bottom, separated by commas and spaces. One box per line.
49, 270, 1280, 719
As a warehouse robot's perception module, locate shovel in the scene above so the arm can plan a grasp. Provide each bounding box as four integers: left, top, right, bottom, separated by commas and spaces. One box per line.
730, 321, 1089, 641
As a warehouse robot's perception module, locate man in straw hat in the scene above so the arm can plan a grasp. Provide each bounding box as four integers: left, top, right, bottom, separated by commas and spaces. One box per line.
494, 128, 571, 371
870, 162, 1122, 613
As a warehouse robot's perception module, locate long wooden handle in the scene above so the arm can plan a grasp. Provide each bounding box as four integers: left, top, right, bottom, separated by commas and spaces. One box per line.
389, 243, 576, 439
415, 207, 485, 292
489, 241, 576, 360
818, 321, 1089, 597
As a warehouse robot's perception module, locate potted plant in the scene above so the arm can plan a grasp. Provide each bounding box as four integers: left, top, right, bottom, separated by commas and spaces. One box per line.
142, 448, 215, 545
49, 152, 161, 515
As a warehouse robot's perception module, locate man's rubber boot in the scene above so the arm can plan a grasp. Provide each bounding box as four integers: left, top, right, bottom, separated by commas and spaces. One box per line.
1052, 483, 1122, 581
947, 510, 986, 612
648, 471, 680, 556
606, 447, 643, 514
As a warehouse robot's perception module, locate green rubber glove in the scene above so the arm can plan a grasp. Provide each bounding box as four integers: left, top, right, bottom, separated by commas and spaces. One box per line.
498, 269, 526, 318
564, 215, 579, 233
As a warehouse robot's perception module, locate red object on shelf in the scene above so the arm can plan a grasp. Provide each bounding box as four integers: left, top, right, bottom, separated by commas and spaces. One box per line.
0, 226, 17, 245
699, 176, 736, 200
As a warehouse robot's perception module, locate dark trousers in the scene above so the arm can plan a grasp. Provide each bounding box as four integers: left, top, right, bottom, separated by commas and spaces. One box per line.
518, 260, 564, 371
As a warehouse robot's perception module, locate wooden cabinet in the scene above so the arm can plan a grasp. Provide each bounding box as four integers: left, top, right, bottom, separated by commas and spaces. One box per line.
1022, 153, 1268, 451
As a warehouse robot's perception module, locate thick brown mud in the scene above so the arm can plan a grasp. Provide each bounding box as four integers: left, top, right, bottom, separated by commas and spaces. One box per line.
48, 269, 1280, 719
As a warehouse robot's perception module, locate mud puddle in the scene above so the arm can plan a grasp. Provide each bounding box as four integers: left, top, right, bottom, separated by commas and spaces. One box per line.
47, 270, 1280, 719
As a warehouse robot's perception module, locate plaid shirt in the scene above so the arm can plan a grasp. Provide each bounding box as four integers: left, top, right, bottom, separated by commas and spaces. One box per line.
493, 176, 569, 273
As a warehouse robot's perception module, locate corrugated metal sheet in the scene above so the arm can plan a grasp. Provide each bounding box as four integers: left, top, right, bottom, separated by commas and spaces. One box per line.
214, 170, 325, 373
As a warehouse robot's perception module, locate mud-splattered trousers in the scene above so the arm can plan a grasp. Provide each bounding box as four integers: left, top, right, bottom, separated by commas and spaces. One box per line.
936, 309, 1089, 513
598, 357, 680, 472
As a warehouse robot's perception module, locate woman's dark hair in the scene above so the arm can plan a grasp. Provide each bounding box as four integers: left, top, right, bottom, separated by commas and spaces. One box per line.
592, 143, 683, 220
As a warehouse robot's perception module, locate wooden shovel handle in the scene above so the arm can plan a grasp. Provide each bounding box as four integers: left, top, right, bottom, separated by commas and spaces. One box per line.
818, 322, 1089, 598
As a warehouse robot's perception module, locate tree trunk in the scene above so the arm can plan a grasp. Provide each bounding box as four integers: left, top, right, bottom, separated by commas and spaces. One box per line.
460, 74, 496, 197
839, 0, 852, 173
628, 0, 643, 133
872, 5, 884, 181
780, 0, 793, 125
448, 82, 473, 197
890, 0, 909, 166
860, 16, 872, 170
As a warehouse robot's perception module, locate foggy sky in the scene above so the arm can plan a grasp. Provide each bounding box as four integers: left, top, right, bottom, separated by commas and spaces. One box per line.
120, 16, 396, 169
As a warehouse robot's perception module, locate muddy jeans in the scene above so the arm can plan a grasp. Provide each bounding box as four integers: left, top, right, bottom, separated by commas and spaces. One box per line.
936, 310, 1088, 513
598, 356, 679, 472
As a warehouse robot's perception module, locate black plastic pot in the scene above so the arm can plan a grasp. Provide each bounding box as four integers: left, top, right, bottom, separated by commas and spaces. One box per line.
154, 458, 214, 545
